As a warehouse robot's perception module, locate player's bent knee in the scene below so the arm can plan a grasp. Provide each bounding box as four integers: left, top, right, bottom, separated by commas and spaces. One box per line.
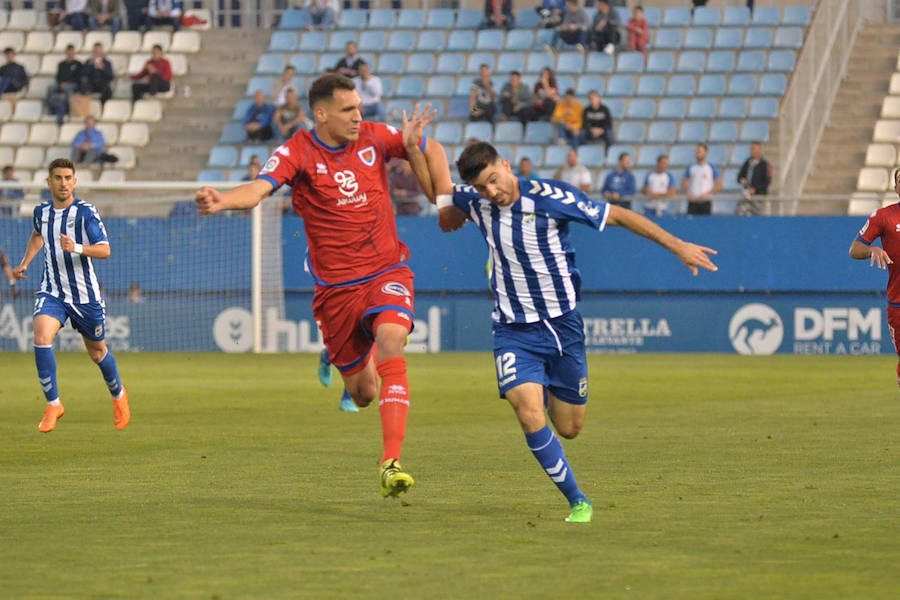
556, 421, 582, 439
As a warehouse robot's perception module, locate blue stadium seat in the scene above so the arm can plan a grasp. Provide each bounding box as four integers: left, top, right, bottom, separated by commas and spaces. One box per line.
505, 30, 534, 51
585, 52, 614, 74
637, 145, 666, 167
687, 97, 716, 119
467, 53, 496, 73
653, 29, 682, 50
740, 121, 770, 142
730, 144, 751, 166
722, 6, 750, 27
782, 6, 810, 27
535, 28, 554, 48
447, 30, 476, 52
714, 28, 743, 50
576, 74, 605, 96
662, 7, 691, 27
626, 98, 656, 120
208, 146, 238, 168
436, 53, 465, 74
464, 121, 493, 144
677, 51, 705, 73
456, 9, 483, 29
524, 121, 553, 145
736, 50, 765, 72
416, 31, 446, 52
709, 121, 738, 143
278, 9, 309, 30
678, 121, 707, 143
288, 54, 316, 75
515, 145, 545, 167
643, 6, 662, 27
297, 31, 327, 52
454, 78, 475, 96
269, 31, 297, 52
385, 99, 412, 121
697, 74, 727, 96
767, 50, 796, 72
448, 96, 471, 119
369, 9, 396, 29
556, 52, 584, 74
494, 144, 514, 162
616, 122, 646, 144
718, 97, 747, 119
497, 52, 526, 73
380, 77, 395, 98
721, 169, 742, 193
773, 27, 804, 49
526, 52, 553, 74
196, 169, 225, 182
434, 121, 463, 145
556, 75, 576, 94
425, 8, 453, 29
227, 169, 248, 182
245, 76, 270, 96
684, 28, 713, 50
231, 99, 252, 120
605, 99, 626, 120
477, 30, 505, 51
395, 77, 425, 98
240, 146, 268, 167
617, 7, 632, 25
707, 51, 736, 73
317, 53, 341, 73
219, 122, 246, 144
708, 145, 729, 167
606, 75, 635, 97
646, 52, 675, 74
727, 74, 757, 96
337, 9, 367, 30
692, 6, 719, 27
577, 145, 605, 168
668, 144, 696, 167
751, 7, 779, 27
494, 121, 523, 144
387, 31, 416, 52
743, 28, 773, 49
667, 75, 696, 97
515, 9, 541, 29
758, 74, 787, 95
255, 53, 284, 75
657, 98, 686, 120
636, 75, 665, 97
605, 145, 635, 167
377, 53, 405, 75
749, 97, 778, 119
647, 121, 676, 143
426, 76, 455, 97
616, 52, 644, 73
327, 31, 356, 52
358, 31, 386, 53
397, 10, 425, 29
544, 145, 570, 168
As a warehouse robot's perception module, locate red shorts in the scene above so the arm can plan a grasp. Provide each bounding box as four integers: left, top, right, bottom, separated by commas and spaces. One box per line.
313, 266, 415, 375
888, 305, 900, 355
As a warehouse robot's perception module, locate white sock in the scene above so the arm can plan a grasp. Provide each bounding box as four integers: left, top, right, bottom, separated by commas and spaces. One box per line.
47, 398, 61, 406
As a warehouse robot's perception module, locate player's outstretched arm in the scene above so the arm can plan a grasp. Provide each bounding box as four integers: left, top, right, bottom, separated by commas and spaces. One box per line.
58, 234, 110, 259
402, 103, 439, 202
13, 230, 44, 279
606, 204, 718, 276
195, 179, 274, 215
849, 238, 892, 269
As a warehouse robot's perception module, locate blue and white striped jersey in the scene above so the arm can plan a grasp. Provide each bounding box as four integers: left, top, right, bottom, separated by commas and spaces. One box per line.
32, 198, 108, 305
452, 178, 610, 324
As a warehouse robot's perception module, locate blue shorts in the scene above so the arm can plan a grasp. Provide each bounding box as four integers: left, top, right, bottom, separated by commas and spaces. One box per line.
492, 309, 589, 405
33, 292, 106, 341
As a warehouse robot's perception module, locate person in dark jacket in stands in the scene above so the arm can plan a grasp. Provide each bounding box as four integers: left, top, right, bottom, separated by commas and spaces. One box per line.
736, 141, 773, 216
0, 48, 29, 100
579, 90, 613, 150
47, 44, 83, 125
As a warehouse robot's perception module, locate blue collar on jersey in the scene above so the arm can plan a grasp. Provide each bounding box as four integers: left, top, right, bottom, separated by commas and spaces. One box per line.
311, 129, 348, 151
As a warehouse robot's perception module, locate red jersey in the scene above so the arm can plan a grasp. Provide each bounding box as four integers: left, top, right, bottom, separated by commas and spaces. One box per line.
258, 122, 424, 286
858, 203, 900, 304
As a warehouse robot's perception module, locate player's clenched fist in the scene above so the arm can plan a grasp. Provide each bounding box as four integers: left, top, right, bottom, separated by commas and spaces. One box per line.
438, 206, 467, 232
195, 186, 222, 215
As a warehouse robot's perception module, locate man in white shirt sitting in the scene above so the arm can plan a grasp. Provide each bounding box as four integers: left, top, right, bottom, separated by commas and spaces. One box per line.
353, 62, 386, 123
553, 148, 592, 193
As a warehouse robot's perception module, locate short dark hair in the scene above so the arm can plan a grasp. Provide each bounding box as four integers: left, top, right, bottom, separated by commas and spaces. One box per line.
3, 47, 14, 54
2, 165, 13, 175
618, 152, 630, 161
510, 70, 521, 77
697, 143, 708, 151
65, 44, 75, 51
152, 44, 163, 52
48, 158, 75, 176
657, 154, 668, 162
564, 88, 575, 96
308, 73, 357, 110
457, 142, 500, 184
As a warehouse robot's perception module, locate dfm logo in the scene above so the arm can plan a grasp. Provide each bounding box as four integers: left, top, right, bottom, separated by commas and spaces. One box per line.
334, 170, 358, 197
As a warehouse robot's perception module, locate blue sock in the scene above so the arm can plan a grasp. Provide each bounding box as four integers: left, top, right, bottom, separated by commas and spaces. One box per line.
34, 345, 59, 403
525, 425, 588, 507
96, 351, 123, 398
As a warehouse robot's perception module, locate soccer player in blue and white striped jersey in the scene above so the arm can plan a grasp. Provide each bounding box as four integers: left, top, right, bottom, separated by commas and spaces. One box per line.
12, 158, 130, 433
403, 115, 717, 521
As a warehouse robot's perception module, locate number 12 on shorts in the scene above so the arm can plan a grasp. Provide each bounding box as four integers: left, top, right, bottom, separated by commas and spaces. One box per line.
496, 352, 517, 386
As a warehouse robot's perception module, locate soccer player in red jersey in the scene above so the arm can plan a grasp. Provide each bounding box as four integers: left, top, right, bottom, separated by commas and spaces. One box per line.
850, 167, 900, 386
195, 74, 444, 497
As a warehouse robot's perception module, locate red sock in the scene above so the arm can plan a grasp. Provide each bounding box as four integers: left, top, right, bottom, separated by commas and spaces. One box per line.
377, 356, 409, 463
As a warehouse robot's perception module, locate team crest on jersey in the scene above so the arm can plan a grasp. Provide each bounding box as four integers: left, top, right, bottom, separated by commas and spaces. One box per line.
578, 377, 588, 398
67, 217, 76, 228
261, 156, 280, 175
381, 282, 410, 297
522, 214, 535, 225
357, 146, 376, 167
94, 324, 104, 338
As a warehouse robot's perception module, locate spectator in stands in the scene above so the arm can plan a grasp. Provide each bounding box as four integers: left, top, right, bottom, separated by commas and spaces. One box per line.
626, 5, 650, 58
334, 41, 363, 79
601, 152, 636, 209
515, 156, 539, 180
0, 166, 25, 213
579, 90, 612, 150
538, 0, 566, 28
59, 0, 92, 31
47, 45, 83, 126
271, 65, 297, 107
71, 116, 105, 166
500, 71, 532, 124
352, 62, 386, 123
131, 44, 172, 101
243, 90, 276, 142
531, 67, 558, 122
388, 158, 426, 216
482, 0, 514, 30
89, 0, 123, 35
0, 48, 29, 101
551, 88, 583, 148
682, 143, 723, 215
549, 0, 589, 51
470, 64, 497, 124
146, 0, 181, 31
242, 155, 262, 181
274, 87, 312, 139
128, 282, 145, 303
123, 0, 146, 31
305, 0, 338, 31
641, 154, 677, 216
82, 42, 114, 106
737, 141, 773, 216
590, 0, 621, 55
554, 149, 591, 192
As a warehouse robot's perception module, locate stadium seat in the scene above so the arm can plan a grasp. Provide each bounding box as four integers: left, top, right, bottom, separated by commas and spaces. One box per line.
454, 78, 475, 96
368, 8, 395, 29
662, 7, 691, 27
857, 168, 889, 192
515, 8, 541, 29
494, 122, 523, 144
358, 31, 387, 53
397, 9, 425, 29
647, 122, 676, 143
736, 50, 766, 72
56, 123, 81, 145
585, 52, 614, 74
141, 30, 171, 53
23, 31, 53, 53
697, 75, 727, 96
767, 50, 796, 72
395, 77, 425, 98
14, 146, 43, 170
447, 30, 476, 52
476, 30, 505, 51
505, 30, 534, 51
38, 54, 63, 76
24, 75, 53, 100
119, 122, 149, 147
668, 144, 696, 167
642, 6, 662, 27
637, 144, 666, 167
709, 121, 738, 143
526, 52, 554, 74
706, 144, 728, 167
327, 31, 356, 52
883, 97, 900, 119
727, 74, 757, 96
773, 27, 804, 49
749, 97, 779, 119
376, 53, 404, 75
196, 169, 225, 182
171, 30, 201, 53
425, 76, 455, 97
616, 122, 646, 144
219, 122, 246, 144
425, 8, 453, 29
692, 6, 719, 27
717, 97, 748, 119
464, 121, 493, 144
208, 145, 239, 169
626, 98, 656, 120
7, 9, 37, 30
524, 122, 553, 145
278, 9, 309, 30
467, 52, 496, 73
739, 120, 770, 143
26, 123, 57, 146
244, 76, 269, 97
865, 144, 896, 167
231, 99, 252, 120
686, 98, 716, 120
0, 31, 25, 53
891, 74, 900, 95
131, 99, 162, 122
556, 75, 576, 95
416, 30, 446, 52
297, 31, 327, 52
667, 75, 696, 97
722, 6, 751, 27
288, 53, 316, 75
676, 51, 705, 74
782, 6, 811, 27
556, 52, 584, 74
730, 144, 751, 166
497, 52, 526, 74
436, 53, 464, 75
678, 121, 707, 144
256, 53, 285, 75
604, 145, 634, 167
405, 53, 435, 75
683, 28, 713, 50
848, 193, 883, 216
606, 75, 635, 97
240, 146, 268, 167
578, 145, 605, 168
707, 51, 736, 73
337, 8, 367, 29
316, 53, 342, 73
616, 52, 644, 74
0, 123, 27, 146
573, 74, 602, 96
646, 52, 675, 74
636, 75, 665, 97
11, 100, 41, 122
758, 74, 787, 96
653, 29, 682, 50
514, 145, 544, 167
657, 98, 686, 120
543, 145, 570, 168
387, 31, 415, 52
874, 120, 900, 143
743, 28, 773, 49
380, 77, 395, 98
0, 99, 11, 121
98, 169, 124, 183
269, 31, 297, 52
751, 7, 780, 27
456, 9, 483, 29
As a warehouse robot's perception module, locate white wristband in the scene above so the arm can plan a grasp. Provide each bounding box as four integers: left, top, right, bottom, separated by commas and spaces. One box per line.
73, 243, 84, 255
436, 194, 453, 210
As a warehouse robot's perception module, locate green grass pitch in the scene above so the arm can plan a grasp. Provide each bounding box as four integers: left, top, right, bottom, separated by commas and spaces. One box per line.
1, 352, 899, 599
